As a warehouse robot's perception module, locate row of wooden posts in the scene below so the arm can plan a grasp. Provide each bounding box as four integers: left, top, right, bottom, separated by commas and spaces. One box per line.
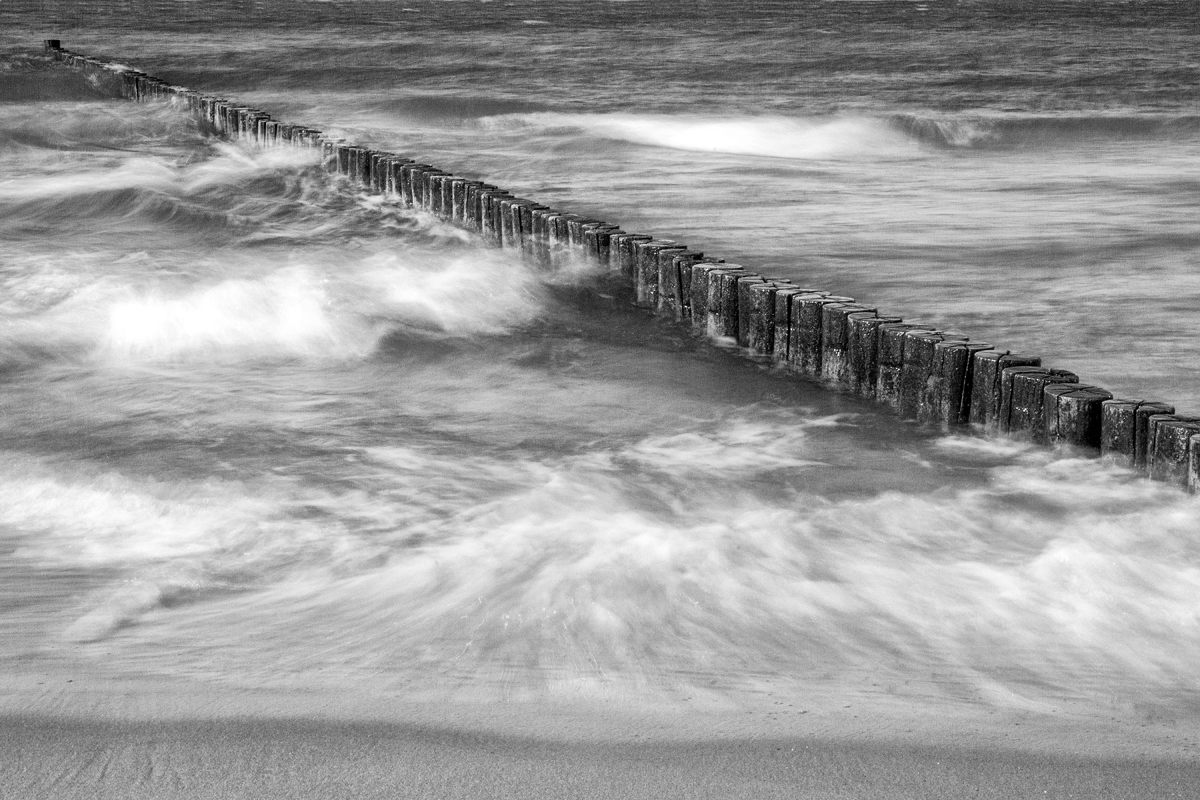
45, 40, 1200, 493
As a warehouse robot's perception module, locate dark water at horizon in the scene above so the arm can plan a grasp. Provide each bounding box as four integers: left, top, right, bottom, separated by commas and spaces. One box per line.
1, 1, 1199, 729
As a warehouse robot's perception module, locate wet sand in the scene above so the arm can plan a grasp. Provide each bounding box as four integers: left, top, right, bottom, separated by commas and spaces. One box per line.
4, 674, 1198, 799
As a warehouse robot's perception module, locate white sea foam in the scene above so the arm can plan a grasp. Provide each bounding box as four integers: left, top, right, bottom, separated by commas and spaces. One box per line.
481, 112, 924, 160
11, 406, 1195, 707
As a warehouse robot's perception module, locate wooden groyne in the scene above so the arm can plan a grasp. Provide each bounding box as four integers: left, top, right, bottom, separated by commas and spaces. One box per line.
42, 41, 1200, 493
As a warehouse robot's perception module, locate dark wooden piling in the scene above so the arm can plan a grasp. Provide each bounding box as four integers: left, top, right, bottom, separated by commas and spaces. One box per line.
491, 193, 514, 246
530, 207, 558, 266
846, 312, 902, 399
549, 214, 575, 268
875, 324, 938, 410
1044, 385, 1113, 449
735, 277, 769, 348
498, 197, 517, 247
691, 263, 735, 335
350, 146, 367, 183
740, 280, 789, 353
566, 217, 600, 255
968, 352, 1043, 432
658, 250, 702, 318
1100, 400, 1141, 461
513, 200, 537, 251
446, 178, 464, 221
480, 189, 508, 243
1100, 400, 1175, 464
591, 225, 623, 271
369, 152, 389, 193
1135, 402, 1176, 469
590, 224, 620, 267
820, 303, 877, 384
614, 234, 654, 278
699, 267, 748, 339
925, 341, 992, 426
1189, 435, 1200, 494
466, 183, 490, 230
440, 175, 456, 219
335, 143, 353, 175
393, 155, 417, 199
521, 205, 549, 259
714, 271, 758, 340
633, 240, 684, 308
790, 295, 855, 377
1147, 415, 1200, 486
1001, 368, 1079, 440
396, 163, 418, 206
898, 331, 967, 420
425, 172, 447, 214
771, 289, 823, 365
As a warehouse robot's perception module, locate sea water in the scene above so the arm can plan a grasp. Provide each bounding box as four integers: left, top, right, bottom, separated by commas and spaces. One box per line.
1, 0, 1198, 727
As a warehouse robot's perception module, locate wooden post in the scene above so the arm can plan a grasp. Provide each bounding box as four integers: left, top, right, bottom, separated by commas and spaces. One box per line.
875, 323, 937, 410
336, 143, 353, 175
393, 155, 417, 199
497, 197, 516, 246
1147, 415, 1200, 486
846, 312, 902, 398
735, 277, 770, 348
1043, 385, 1113, 449
711, 270, 756, 339
969, 351, 1043, 432
926, 341, 992, 425
613, 234, 653, 278
820, 303, 877, 384
368, 152, 388, 192
1189, 435, 1200, 494
658, 250, 701, 318
771, 289, 823, 365
691, 263, 736, 335
790, 295, 855, 377
483, 190, 510, 244
1001, 368, 1079, 440
898, 331, 967, 420
1101, 400, 1174, 464
633, 240, 684, 308
426, 172, 446, 214
700, 267, 748, 339
744, 281, 793, 355
582, 224, 618, 267
521, 205, 549, 259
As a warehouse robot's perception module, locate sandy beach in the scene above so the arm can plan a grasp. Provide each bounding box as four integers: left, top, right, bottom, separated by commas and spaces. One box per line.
4, 671, 1199, 799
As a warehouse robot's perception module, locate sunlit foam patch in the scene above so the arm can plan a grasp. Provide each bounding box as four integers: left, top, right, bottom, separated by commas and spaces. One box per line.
480, 112, 924, 160
356, 248, 546, 337
0, 157, 177, 205
182, 140, 320, 190
102, 267, 351, 361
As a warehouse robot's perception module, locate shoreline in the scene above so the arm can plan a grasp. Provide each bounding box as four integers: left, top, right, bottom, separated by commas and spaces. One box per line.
3, 673, 1198, 799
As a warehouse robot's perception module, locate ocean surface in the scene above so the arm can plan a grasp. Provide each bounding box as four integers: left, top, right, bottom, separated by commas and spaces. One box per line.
1, 0, 1198, 734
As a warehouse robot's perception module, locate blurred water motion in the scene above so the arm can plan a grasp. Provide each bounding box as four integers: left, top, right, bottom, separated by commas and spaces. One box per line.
0, 1, 1197, 720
